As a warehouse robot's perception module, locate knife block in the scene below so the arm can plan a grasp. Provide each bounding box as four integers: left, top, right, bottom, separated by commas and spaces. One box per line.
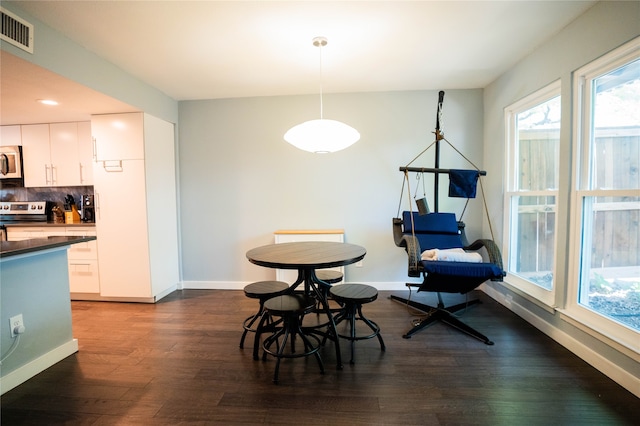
65, 205, 81, 224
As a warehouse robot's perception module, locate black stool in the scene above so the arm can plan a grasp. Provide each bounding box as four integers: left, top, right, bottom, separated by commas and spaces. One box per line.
261, 294, 324, 384
329, 284, 386, 364
314, 269, 344, 313
239, 280, 289, 352
316, 269, 343, 284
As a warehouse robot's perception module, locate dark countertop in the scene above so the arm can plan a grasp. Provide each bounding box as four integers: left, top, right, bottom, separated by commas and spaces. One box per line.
0, 236, 97, 259
2, 222, 96, 227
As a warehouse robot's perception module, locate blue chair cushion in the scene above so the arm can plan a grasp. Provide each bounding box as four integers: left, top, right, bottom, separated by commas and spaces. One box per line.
398, 211, 504, 293
422, 261, 504, 279
419, 261, 504, 293
402, 211, 459, 234
402, 211, 463, 250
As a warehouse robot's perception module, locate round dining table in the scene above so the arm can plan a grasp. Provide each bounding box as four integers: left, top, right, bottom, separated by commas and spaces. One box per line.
246, 241, 367, 369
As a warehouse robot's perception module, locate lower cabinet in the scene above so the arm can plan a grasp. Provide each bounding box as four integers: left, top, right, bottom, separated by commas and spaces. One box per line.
6, 226, 100, 297
66, 228, 100, 295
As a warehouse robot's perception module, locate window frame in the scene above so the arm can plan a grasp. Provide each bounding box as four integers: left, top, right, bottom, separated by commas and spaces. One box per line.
503, 80, 561, 307
565, 37, 639, 353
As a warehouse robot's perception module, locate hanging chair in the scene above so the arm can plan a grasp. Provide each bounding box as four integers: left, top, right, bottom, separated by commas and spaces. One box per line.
391, 91, 505, 344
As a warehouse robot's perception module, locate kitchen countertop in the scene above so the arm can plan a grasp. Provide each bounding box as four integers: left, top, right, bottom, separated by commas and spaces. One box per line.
2, 222, 96, 227
0, 235, 97, 258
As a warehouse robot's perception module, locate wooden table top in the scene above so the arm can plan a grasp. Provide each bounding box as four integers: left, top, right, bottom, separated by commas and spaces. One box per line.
246, 241, 366, 270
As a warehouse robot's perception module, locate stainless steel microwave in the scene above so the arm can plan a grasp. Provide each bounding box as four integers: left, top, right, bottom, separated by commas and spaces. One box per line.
0, 146, 23, 179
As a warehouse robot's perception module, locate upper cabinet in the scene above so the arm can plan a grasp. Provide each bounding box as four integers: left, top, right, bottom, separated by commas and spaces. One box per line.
21, 124, 53, 187
19, 122, 92, 187
49, 122, 81, 186
92, 113, 145, 161
0, 125, 21, 146
77, 121, 93, 185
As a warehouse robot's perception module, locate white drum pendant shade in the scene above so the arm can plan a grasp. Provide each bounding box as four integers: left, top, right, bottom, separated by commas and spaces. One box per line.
284, 118, 360, 153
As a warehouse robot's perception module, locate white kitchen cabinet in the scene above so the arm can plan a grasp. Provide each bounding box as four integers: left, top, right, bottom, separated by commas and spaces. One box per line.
66, 227, 100, 295
92, 113, 144, 161
5, 226, 100, 296
77, 121, 93, 185
21, 124, 50, 187
20, 122, 86, 187
93, 159, 152, 298
92, 112, 179, 302
49, 122, 82, 186
274, 229, 345, 284
1, 125, 21, 146
6, 226, 60, 241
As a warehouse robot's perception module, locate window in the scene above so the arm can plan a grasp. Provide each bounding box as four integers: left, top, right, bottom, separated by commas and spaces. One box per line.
570, 38, 639, 344
504, 82, 561, 306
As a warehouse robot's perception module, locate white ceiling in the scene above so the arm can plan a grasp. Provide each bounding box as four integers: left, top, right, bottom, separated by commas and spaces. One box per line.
1, 1, 597, 125
0, 51, 139, 125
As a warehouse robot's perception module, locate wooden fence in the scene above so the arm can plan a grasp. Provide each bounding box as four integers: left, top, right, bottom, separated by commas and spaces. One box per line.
515, 127, 639, 273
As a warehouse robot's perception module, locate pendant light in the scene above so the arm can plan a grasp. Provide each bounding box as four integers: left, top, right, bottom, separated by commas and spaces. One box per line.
284, 36, 360, 154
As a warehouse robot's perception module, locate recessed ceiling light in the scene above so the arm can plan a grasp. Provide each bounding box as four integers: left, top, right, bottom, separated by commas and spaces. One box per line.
37, 99, 58, 106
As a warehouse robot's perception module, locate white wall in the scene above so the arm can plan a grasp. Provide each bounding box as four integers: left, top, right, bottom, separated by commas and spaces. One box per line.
178, 89, 485, 288
482, 0, 639, 396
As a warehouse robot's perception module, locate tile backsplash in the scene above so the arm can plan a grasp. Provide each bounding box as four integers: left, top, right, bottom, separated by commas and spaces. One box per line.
0, 186, 94, 212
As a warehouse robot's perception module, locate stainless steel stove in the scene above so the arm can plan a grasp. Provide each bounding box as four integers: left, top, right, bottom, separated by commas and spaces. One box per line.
0, 201, 49, 240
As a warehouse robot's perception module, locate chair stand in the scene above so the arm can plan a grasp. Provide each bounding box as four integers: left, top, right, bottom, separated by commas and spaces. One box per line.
329, 284, 386, 364
313, 270, 344, 316
261, 295, 325, 384
238, 280, 289, 357
389, 292, 494, 345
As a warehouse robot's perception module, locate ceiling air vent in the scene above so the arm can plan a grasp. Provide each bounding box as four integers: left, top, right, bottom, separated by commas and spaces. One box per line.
1, 7, 34, 53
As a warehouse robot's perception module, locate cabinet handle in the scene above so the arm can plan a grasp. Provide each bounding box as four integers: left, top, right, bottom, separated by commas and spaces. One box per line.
103, 160, 123, 172
95, 192, 100, 220
70, 263, 92, 273
44, 164, 51, 185
92, 137, 97, 161
50, 164, 57, 184
79, 162, 84, 183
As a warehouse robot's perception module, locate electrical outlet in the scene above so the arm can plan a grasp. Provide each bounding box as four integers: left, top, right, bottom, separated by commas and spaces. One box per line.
355, 261, 363, 268
10, 314, 25, 338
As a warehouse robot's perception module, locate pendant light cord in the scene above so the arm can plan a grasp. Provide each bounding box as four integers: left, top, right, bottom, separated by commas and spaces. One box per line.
313, 36, 327, 120
319, 42, 323, 119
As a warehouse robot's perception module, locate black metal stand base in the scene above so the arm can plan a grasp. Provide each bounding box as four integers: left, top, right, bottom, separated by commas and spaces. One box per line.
389, 293, 494, 345
332, 303, 386, 364
262, 315, 325, 384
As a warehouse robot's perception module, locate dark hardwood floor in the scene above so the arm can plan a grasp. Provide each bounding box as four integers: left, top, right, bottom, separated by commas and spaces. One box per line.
1, 289, 637, 425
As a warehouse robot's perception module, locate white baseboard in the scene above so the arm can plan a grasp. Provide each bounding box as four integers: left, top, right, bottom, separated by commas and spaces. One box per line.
0, 339, 78, 395
154, 284, 179, 302
182, 281, 247, 290
181, 281, 408, 291
482, 285, 640, 398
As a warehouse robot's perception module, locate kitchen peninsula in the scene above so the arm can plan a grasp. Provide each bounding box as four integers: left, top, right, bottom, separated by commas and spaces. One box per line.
0, 235, 96, 395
